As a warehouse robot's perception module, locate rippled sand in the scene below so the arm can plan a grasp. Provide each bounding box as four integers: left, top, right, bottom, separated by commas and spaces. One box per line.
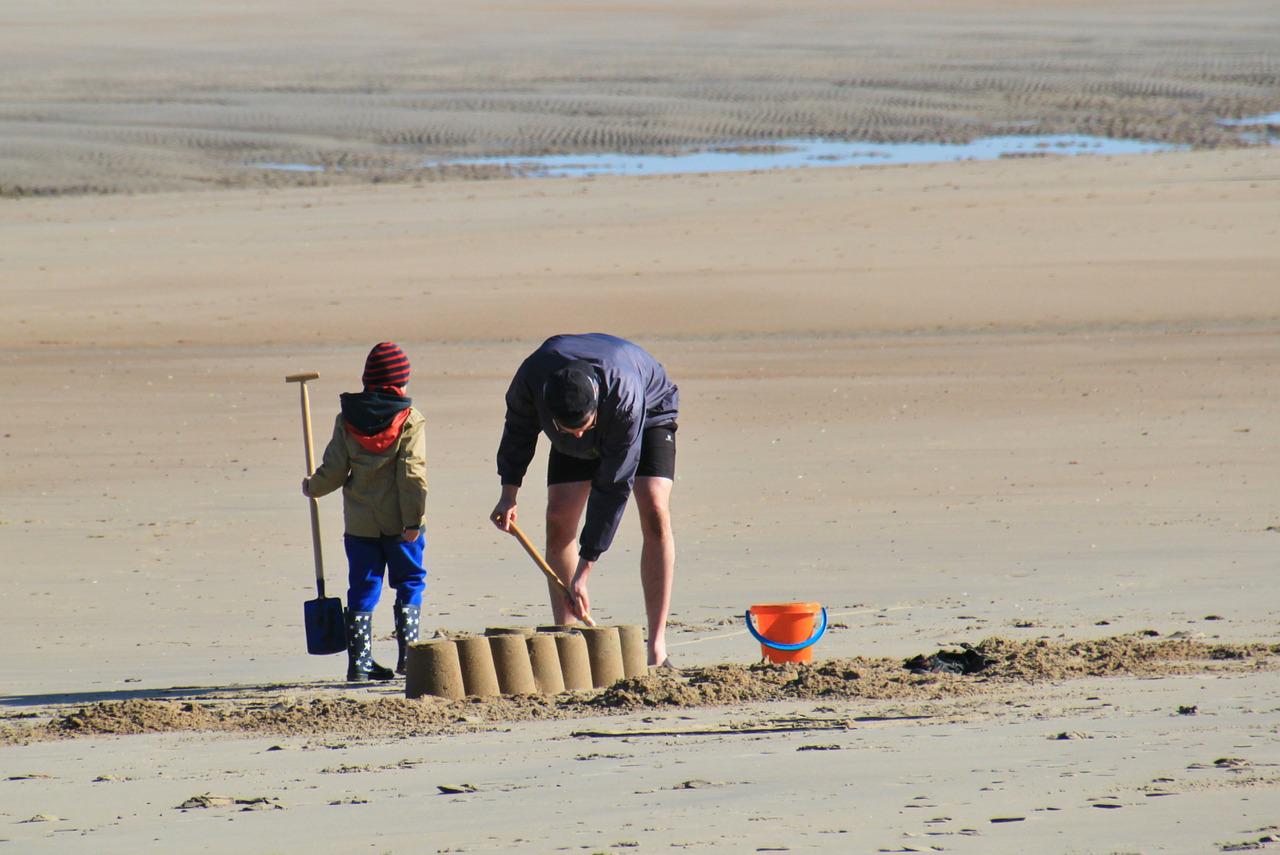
2, 0, 1279, 194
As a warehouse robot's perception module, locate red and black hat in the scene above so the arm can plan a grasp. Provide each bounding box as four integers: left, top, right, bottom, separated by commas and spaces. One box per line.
362, 341, 411, 388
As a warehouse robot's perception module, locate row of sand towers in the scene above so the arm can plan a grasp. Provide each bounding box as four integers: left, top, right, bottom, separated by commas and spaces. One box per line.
404, 625, 646, 699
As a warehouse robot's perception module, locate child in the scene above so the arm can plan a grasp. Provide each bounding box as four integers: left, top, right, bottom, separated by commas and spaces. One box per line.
302, 342, 428, 681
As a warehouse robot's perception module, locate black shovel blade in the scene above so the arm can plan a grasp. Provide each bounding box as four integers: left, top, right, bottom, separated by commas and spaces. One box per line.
304, 596, 347, 655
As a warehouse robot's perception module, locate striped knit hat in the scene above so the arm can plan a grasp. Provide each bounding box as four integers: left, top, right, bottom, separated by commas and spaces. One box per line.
362, 342, 411, 388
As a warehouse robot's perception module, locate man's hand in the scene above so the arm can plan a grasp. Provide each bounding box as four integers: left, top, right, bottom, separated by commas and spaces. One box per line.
401, 527, 420, 543
300, 477, 311, 497
490, 486, 519, 532
568, 559, 594, 620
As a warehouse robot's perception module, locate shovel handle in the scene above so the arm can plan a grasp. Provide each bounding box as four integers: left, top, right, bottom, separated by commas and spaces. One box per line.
504, 519, 596, 627
287, 372, 326, 596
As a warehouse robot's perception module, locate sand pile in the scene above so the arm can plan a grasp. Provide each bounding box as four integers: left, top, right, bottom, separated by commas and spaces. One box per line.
593, 636, 1280, 710
5, 635, 1275, 745
961, 635, 1278, 680
52, 700, 227, 736
27, 695, 567, 741
591, 660, 949, 710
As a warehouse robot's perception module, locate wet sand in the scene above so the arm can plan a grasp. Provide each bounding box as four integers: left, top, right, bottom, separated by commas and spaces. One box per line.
3, 0, 1280, 195
3, 0, 1280, 851
5, 669, 1280, 851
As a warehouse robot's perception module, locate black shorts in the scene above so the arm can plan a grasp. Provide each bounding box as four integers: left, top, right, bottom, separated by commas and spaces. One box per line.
547, 423, 677, 485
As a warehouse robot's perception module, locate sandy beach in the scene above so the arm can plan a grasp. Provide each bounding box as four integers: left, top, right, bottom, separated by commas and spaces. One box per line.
4, 0, 1280, 195
3, 1, 1280, 852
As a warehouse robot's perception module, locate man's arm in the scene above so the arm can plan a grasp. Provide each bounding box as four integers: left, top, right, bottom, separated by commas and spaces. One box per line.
577, 398, 645, 562
492, 363, 540, 530
496, 366, 541, 488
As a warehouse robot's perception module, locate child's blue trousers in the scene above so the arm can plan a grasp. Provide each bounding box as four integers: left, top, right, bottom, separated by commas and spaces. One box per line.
343, 532, 426, 612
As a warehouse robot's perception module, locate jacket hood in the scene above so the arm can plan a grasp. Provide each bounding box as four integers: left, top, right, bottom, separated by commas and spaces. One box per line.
340, 390, 413, 453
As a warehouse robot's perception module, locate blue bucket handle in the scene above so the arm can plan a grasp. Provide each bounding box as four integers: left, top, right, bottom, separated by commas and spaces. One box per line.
744, 607, 828, 652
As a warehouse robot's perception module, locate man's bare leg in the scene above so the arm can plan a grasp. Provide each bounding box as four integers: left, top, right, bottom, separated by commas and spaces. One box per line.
634, 476, 675, 666
545, 481, 591, 625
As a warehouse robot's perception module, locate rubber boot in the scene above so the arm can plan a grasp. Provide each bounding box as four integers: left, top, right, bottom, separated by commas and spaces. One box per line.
394, 602, 422, 675
391, 601, 422, 675
345, 609, 395, 682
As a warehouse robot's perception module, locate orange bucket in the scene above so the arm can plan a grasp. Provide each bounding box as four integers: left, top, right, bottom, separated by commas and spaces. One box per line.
745, 602, 827, 664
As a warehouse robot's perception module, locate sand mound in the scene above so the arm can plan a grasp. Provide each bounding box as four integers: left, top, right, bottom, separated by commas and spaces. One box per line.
33, 695, 568, 741
592, 636, 1280, 711
591, 659, 952, 710
5, 635, 1275, 744
51, 700, 226, 736
967, 636, 1278, 680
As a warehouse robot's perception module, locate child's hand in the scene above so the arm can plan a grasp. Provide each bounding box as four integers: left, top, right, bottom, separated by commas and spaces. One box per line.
401, 527, 420, 543
300, 478, 311, 497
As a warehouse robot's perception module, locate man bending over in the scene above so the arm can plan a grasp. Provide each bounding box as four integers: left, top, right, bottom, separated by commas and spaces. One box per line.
491, 333, 679, 667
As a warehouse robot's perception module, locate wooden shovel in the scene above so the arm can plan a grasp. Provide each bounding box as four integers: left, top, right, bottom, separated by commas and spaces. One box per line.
501, 519, 597, 627
287, 371, 347, 655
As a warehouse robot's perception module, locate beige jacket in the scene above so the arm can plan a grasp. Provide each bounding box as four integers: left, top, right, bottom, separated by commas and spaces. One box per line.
306, 409, 427, 538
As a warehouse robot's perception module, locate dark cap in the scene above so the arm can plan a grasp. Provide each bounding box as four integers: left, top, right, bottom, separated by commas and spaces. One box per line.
543, 360, 599, 428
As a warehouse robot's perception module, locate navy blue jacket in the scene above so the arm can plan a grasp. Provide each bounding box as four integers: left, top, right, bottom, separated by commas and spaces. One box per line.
497, 334, 679, 561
